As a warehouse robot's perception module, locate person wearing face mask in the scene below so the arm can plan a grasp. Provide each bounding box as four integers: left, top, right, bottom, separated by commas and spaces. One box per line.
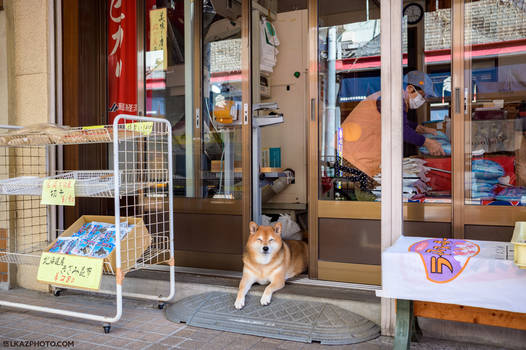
334, 70, 445, 201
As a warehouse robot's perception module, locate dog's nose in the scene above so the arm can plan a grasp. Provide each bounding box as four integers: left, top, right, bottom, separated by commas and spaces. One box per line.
262, 246, 269, 252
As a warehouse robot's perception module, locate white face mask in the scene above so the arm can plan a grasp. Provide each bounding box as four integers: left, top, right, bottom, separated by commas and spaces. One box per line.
409, 93, 426, 109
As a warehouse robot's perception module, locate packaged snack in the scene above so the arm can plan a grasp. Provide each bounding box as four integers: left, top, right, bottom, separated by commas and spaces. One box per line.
495, 187, 526, 202
472, 159, 505, 179
48, 237, 78, 254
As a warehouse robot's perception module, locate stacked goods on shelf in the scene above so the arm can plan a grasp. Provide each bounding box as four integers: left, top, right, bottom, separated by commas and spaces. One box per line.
46, 216, 151, 274
372, 158, 431, 200
424, 155, 519, 203
49, 222, 133, 258
471, 159, 504, 200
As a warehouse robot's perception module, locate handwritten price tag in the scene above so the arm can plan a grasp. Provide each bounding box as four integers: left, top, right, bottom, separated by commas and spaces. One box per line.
37, 252, 104, 290
41, 179, 76, 206
125, 122, 153, 136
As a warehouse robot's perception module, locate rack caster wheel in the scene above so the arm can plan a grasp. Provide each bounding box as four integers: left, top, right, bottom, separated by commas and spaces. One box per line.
103, 324, 111, 334
53, 289, 62, 297
158, 303, 165, 310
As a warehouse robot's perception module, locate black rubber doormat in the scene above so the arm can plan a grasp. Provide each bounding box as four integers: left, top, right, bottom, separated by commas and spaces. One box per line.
165, 291, 380, 345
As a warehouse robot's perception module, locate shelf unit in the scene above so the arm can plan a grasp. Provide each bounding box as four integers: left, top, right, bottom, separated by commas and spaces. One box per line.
0, 115, 175, 333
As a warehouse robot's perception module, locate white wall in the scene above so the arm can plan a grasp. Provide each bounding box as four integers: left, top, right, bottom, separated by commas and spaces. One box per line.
261, 10, 309, 204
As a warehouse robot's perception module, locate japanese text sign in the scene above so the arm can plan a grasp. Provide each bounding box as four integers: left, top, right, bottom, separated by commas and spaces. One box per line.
409, 238, 480, 283
125, 122, 153, 136
149, 8, 167, 71
37, 252, 103, 290
41, 179, 76, 206
108, 0, 137, 123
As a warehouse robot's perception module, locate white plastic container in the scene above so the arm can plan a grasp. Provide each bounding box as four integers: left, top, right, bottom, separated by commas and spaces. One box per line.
511, 221, 526, 269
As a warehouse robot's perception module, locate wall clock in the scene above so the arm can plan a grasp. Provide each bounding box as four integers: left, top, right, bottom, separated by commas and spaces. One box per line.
403, 3, 424, 25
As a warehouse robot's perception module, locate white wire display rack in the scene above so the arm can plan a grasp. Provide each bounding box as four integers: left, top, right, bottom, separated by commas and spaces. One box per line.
0, 115, 175, 333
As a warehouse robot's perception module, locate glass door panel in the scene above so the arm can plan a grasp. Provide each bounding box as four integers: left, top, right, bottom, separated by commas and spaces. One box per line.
400, 1, 453, 238
141, 0, 250, 271
463, 0, 526, 207
145, 1, 189, 196
318, 3, 382, 202
201, 1, 243, 201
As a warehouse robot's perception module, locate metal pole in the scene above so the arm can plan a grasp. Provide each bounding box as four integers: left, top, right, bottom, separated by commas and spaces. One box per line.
325, 27, 337, 164
184, 0, 194, 197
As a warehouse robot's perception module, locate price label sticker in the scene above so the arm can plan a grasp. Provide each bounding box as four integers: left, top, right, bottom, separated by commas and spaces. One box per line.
82, 125, 105, 130
41, 179, 76, 206
37, 252, 104, 290
125, 122, 153, 136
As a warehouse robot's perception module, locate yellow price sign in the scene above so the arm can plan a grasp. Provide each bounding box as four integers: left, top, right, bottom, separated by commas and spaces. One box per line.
37, 252, 104, 291
125, 122, 153, 136
41, 179, 76, 206
82, 125, 105, 130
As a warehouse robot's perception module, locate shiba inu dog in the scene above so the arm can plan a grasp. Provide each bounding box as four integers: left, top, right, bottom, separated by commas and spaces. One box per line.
234, 221, 308, 309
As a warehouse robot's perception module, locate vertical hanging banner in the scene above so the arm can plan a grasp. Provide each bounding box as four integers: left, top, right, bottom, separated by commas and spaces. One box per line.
108, 0, 138, 124
149, 8, 168, 71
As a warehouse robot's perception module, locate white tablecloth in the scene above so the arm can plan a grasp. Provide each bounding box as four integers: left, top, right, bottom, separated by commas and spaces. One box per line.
378, 236, 526, 313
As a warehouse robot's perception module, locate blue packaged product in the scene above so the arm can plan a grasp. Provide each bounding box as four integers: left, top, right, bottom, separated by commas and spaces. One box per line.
472, 181, 495, 193
495, 187, 526, 202
471, 191, 495, 200
472, 159, 504, 179
419, 133, 452, 156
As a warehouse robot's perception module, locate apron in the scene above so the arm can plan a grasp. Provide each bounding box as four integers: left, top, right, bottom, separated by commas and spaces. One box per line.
341, 93, 381, 178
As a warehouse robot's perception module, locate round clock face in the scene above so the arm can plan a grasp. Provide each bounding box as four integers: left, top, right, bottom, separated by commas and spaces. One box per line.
404, 3, 424, 25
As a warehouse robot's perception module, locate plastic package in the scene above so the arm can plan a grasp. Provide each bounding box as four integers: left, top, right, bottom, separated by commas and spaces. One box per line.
52, 221, 134, 258
495, 187, 526, 202
472, 159, 505, 179
419, 132, 452, 156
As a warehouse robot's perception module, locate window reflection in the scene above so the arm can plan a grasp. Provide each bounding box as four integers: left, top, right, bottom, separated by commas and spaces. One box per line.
201, 0, 243, 199
318, 2, 453, 204
464, 0, 526, 205
145, 0, 187, 196
318, 2, 382, 201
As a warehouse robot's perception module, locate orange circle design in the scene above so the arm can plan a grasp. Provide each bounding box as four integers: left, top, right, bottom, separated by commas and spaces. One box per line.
342, 122, 362, 142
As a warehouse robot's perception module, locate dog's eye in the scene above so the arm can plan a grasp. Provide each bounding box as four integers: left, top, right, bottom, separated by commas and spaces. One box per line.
269, 238, 274, 242
257, 238, 262, 242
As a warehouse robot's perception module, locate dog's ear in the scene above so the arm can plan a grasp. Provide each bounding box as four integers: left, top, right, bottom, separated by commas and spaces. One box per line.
249, 221, 258, 234
273, 222, 282, 236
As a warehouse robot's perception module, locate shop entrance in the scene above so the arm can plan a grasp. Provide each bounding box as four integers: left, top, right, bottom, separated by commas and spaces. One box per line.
60, 0, 526, 284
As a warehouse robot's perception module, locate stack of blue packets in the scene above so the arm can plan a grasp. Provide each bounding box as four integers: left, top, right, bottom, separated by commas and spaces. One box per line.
49, 222, 134, 258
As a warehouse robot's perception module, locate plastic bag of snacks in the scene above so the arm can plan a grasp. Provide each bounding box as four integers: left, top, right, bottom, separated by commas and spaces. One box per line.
472, 159, 505, 179
495, 187, 526, 202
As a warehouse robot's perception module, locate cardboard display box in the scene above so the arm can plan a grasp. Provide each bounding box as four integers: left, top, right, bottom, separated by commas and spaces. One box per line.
45, 215, 151, 275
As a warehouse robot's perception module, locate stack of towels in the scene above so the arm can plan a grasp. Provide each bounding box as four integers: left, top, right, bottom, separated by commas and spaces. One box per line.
372, 158, 431, 200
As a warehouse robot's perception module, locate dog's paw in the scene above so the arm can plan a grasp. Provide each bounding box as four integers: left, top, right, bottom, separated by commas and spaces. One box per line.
260, 293, 272, 306
234, 298, 245, 310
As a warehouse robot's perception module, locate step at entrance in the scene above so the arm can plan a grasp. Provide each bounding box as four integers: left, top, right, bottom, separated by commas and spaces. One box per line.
165, 291, 380, 345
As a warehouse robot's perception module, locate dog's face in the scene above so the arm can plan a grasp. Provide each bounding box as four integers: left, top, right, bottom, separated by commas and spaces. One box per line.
247, 222, 283, 260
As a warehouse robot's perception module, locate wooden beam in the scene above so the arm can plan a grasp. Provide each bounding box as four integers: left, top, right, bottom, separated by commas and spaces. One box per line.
414, 301, 526, 331
307, 0, 318, 279
380, 0, 403, 337
451, 0, 465, 238
318, 261, 381, 285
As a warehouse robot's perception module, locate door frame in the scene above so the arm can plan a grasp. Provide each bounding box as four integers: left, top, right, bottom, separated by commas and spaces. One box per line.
137, 0, 253, 270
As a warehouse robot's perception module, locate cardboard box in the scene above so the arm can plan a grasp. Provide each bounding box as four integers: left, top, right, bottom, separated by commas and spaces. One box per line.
45, 215, 151, 275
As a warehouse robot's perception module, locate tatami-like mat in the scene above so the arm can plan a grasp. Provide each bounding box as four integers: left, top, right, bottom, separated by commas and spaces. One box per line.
165, 291, 380, 345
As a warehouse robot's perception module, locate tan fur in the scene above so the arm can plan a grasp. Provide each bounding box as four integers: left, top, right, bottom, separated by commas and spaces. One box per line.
234, 221, 308, 309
